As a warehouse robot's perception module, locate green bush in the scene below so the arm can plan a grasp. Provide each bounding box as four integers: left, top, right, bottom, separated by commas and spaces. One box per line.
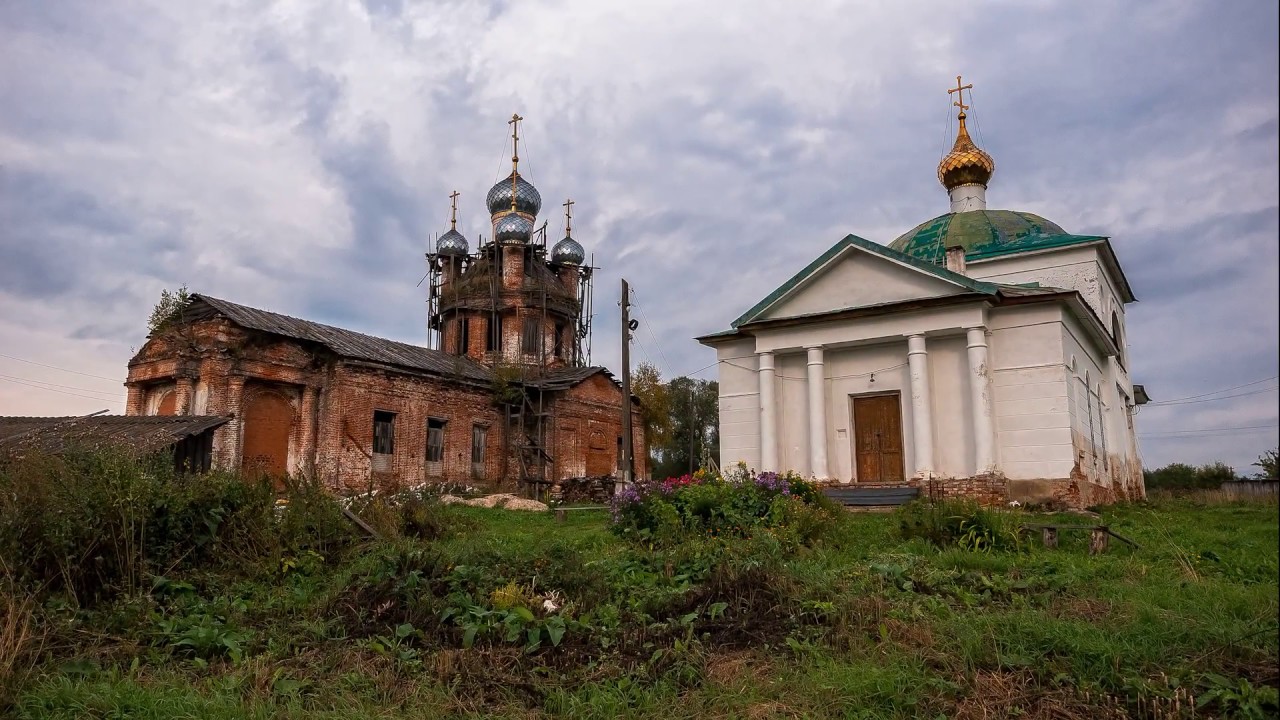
1144, 461, 1238, 490
0, 447, 356, 605
895, 499, 1021, 552
609, 469, 839, 547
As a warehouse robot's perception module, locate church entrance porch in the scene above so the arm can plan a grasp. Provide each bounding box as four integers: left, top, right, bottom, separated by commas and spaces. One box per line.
849, 392, 905, 483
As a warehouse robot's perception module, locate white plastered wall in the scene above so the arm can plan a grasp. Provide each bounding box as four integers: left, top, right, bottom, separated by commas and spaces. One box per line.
760, 247, 965, 320
714, 337, 761, 471
987, 303, 1075, 480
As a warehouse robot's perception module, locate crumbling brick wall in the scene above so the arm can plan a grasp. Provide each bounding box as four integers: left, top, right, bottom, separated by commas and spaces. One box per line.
126, 317, 645, 498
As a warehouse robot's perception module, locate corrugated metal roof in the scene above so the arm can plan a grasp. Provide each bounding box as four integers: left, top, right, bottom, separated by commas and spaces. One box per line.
190, 295, 494, 383
0, 415, 230, 453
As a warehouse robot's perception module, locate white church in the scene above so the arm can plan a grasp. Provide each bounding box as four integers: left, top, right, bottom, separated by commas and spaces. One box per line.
698, 80, 1147, 507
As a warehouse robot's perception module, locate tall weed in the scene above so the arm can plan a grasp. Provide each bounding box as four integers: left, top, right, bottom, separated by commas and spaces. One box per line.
895, 499, 1022, 552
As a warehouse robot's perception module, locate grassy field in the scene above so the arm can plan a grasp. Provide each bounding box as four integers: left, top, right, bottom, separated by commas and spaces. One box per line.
2, 473, 1277, 719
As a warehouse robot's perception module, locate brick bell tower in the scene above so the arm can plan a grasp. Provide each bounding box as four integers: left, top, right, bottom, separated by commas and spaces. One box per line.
426, 114, 594, 375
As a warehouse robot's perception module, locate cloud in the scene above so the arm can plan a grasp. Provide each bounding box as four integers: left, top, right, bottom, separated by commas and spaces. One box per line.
0, 0, 1275, 470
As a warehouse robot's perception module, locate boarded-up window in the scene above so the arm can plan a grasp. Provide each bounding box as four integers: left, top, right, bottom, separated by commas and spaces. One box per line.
155, 391, 177, 416
554, 322, 565, 359
373, 411, 396, 455
471, 425, 486, 478
373, 411, 396, 473
242, 390, 294, 485
426, 418, 446, 464
522, 317, 540, 354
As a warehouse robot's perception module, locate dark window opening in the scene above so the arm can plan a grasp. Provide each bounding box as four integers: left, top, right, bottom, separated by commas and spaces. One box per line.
486, 316, 500, 352
523, 248, 534, 277
455, 317, 470, 355
426, 418, 446, 464
522, 317, 541, 355
373, 410, 396, 455
554, 322, 565, 359
471, 425, 487, 477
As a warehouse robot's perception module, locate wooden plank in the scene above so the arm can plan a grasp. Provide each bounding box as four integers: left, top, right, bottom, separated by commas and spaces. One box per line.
1089, 528, 1109, 555
1105, 528, 1140, 549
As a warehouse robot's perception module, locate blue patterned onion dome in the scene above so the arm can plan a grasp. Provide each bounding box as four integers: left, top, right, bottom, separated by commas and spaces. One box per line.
436, 228, 469, 256
486, 172, 542, 217
493, 212, 533, 243
550, 236, 585, 265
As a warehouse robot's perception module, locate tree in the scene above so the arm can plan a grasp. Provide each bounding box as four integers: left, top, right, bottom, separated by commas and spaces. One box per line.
1143, 461, 1236, 490
652, 375, 718, 480
147, 285, 191, 334
1254, 448, 1278, 479
632, 362, 672, 456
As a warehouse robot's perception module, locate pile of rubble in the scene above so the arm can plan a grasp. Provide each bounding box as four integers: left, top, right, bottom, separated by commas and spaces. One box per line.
439, 493, 549, 512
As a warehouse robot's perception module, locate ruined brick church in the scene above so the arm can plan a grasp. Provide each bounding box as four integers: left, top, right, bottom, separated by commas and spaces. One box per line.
125, 117, 645, 497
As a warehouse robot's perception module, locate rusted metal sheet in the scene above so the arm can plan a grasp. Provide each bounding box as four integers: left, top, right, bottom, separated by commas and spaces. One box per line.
0, 415, 230, 454
191, 295, 494, 383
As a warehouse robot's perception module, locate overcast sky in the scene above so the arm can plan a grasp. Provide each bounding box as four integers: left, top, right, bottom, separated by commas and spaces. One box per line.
1, 0, 1276, 472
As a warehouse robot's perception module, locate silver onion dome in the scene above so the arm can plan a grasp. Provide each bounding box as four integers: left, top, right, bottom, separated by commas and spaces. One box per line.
550, 236, 585, 265
436, 228, 469, 256
486, 173, 542, 217
493, 212, 533, 243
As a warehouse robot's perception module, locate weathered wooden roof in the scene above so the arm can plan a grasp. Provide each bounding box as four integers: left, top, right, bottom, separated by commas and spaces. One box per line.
0, 415, 229, 453
187, 295, 495, 382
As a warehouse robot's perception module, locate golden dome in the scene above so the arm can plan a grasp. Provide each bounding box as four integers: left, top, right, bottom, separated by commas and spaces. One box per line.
937, 111, 995, 189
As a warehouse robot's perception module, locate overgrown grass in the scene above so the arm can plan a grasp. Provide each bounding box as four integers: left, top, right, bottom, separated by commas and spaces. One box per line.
2, 449, 1277, 719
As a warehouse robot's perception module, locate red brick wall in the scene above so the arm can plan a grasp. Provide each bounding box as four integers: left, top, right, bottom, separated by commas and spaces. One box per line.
126, 317, 643, 497
316, 364, 508, 493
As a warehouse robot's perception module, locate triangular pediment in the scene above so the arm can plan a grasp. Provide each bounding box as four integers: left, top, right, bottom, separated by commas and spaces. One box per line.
737, 235, 996, 326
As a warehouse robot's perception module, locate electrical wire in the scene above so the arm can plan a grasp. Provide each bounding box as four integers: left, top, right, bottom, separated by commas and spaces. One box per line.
1139, 423, 1278, 437
0, 352, 120, 382
628, 289, 675, 374
0, 375, 125, 404
1143, 386, 1278, 407
0, 373, 123, 399
1145, 376, 1279, 406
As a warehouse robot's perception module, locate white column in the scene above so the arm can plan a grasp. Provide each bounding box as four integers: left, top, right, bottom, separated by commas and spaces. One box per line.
906, 334, 934, 477
758, 351, 777, 472
966, 327, 995, 474
805, 346, 829, 480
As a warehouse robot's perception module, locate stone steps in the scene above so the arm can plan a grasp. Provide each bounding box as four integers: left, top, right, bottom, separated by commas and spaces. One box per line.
823, 485, 920, 507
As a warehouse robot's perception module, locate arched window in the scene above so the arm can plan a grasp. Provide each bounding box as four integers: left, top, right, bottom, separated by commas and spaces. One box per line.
1111, 312, 1125, 368
1084, 371, 1096, 457
1096, 383, 1108, 461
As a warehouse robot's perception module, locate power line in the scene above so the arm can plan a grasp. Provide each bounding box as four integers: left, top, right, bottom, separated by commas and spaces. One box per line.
0, 373, 124, 399
1139, 423, 1278, 437
1147, 375, 1279, 405
0, 352, 121, 382
0, 375, 125, 404
628, 288, 675, 375
1144, 386, 1278, 407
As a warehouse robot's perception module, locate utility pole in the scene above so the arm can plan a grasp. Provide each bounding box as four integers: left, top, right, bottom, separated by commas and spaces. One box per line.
620, 278, 634, 487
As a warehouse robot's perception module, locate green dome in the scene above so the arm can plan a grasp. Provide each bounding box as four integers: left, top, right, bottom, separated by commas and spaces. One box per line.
889, 209, 1067, 265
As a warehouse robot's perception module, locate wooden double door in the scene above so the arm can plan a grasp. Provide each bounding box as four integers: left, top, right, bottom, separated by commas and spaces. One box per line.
850, 392, 905, 483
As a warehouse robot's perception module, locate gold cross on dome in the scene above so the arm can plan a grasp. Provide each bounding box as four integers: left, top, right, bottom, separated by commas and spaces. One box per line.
448, 190, 460, 229
509, 113, 523, 164
948, 75, 973, 114
563, 198, 574, 235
